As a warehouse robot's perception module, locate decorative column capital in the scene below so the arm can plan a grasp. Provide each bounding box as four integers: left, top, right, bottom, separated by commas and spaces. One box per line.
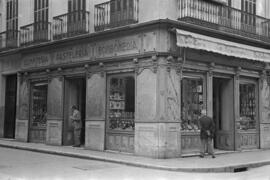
152, 55, 158, 74
133, 58, 140, 75
235, 66, 242, 80
99, 62, 105, 77
208, 62, 215, 77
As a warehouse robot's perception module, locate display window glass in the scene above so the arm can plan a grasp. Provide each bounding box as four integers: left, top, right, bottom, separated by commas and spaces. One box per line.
238, 83, 256, 130
181, 76, 204, 132
30, 82, 48, 128
108, 75, 135, 131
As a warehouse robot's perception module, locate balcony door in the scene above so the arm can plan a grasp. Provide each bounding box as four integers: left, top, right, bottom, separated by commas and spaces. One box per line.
241, 0, 256, 33
110, 0, 135, 28
67, 0, 87, 35
34, 0, 49, 42
6, 0, 18, 48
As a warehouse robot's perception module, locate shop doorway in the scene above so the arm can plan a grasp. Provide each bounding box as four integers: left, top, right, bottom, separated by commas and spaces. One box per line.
106, 74, 135, 153
63, 77, 86, 146
4, 75, 17, 139
213, 77, 235, 151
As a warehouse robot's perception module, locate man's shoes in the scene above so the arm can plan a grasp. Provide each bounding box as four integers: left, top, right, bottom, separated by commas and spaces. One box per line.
212, 155, 216, 158
199, 155, 204, 158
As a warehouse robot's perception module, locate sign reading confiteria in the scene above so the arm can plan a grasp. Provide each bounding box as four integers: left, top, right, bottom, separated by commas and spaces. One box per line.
22, 35, 141, 69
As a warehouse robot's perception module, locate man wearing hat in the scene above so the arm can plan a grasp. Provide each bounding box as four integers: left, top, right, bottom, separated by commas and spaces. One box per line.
70, 105, 82, 147
199, 109, 215, 158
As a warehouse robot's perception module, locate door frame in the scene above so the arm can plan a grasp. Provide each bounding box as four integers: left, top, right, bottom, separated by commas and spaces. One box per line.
63, 75, 86, 146
212, 75, 235, 151
4, 74, 17, 139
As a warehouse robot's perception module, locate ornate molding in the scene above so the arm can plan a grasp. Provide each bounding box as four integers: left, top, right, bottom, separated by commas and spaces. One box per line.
235, 67, 242, 80
208, 62, 215, 77
152, 55, 158, 73
133, 58, 140, 75
99, 62, 105, 77
166, 56, 173, 73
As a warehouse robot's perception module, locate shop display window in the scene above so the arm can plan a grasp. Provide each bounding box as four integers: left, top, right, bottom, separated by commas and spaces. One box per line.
108, 75, 135, 131
181, 77, 204, 132
31, 82, 48, 128
238, 83, 256, 130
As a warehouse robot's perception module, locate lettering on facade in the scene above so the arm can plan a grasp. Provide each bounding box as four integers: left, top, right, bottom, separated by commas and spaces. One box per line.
23, 55, 50, 68
22, 36, 140, 69
55, 45, 91, 63
97, 39, 138, 56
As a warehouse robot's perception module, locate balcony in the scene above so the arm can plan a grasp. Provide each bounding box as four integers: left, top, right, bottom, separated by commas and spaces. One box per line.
94, 0, 139, 31
0, 30, 19, 50
178, 0, 270, 42
20, 21, 51, 47
53, 10, 90, 40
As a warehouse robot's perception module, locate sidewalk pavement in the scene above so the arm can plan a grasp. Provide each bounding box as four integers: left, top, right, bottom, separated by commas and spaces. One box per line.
0, 138, 269, 173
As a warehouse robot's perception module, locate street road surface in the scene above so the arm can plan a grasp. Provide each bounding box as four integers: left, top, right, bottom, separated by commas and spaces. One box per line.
0, 147, 270, 180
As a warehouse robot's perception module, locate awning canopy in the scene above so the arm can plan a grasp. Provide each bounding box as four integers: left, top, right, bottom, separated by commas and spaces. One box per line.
210, 0, 228, 5
176, 29, 270, 63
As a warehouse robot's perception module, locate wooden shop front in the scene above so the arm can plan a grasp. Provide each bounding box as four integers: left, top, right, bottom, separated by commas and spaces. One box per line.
177, 29, 265, 154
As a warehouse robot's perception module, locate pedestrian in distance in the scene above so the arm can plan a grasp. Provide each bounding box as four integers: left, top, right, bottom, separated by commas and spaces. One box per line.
70, 105, 82, 147
199, 109, 215, 158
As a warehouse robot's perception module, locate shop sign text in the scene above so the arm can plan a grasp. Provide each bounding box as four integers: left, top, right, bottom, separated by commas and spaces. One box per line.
22, 36, 140, 69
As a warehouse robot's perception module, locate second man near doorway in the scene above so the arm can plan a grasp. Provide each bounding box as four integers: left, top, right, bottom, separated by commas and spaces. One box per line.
70, 105, 82, 147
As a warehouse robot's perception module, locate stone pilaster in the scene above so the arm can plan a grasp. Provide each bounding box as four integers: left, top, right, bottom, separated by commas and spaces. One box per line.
46, 76, 64, 145
85, 73, 106, 151
135, 57, 181, 158
15, 74, 29, 142
259, 70, 270, 148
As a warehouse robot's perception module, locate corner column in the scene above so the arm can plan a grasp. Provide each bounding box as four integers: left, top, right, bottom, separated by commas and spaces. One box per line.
135, 57, 181, 158
85, 72, 106, 150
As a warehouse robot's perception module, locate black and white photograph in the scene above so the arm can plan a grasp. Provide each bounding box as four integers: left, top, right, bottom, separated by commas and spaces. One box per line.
0, 0, 270, 179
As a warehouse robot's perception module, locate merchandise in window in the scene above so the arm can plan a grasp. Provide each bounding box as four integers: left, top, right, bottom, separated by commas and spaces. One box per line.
238, 83, 256, 130
108, 76, 135, 131
181, 77, 204, 132
31, 82, 48, 128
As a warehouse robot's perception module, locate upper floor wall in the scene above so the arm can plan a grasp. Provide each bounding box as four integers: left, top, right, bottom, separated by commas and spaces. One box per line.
0, 0, 270, 51
1, 0, 270, 32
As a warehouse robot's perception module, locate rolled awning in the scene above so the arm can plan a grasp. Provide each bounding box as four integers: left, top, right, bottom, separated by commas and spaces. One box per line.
176, 29, 270, 63
210, 0, 228, 5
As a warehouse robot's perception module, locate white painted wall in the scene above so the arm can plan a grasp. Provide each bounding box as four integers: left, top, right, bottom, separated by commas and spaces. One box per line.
51, 0, 68, 18
1, 0, 270, 35
0, 0, 6, 32
18, 0, 33, 28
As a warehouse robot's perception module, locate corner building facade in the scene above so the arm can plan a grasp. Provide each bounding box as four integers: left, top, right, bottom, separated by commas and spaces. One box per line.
1, 0, 270, 158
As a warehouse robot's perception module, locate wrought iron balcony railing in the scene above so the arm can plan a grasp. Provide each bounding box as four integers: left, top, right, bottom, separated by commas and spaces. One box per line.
178, 0, 270, 41
94, 0, 139, 31
0, 30, 19, 50
53, 10, 90, 40
20, 21, 51, 47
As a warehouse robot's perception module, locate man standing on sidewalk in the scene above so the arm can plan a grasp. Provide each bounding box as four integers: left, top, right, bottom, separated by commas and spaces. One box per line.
70, 105, 82, 147
199, 109, 215, 158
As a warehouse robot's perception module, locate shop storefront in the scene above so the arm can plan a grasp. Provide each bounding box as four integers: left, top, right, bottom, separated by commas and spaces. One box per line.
106, 74, 135, 152
176, 29, 265, 154
1, 21, 270, 158
29, 81, 48, 143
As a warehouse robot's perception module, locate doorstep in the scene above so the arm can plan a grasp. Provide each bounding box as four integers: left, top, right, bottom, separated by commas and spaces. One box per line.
0, 138, 270, 173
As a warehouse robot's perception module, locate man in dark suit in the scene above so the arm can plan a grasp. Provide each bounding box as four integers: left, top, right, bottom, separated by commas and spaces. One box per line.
199, 109, 215, 158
